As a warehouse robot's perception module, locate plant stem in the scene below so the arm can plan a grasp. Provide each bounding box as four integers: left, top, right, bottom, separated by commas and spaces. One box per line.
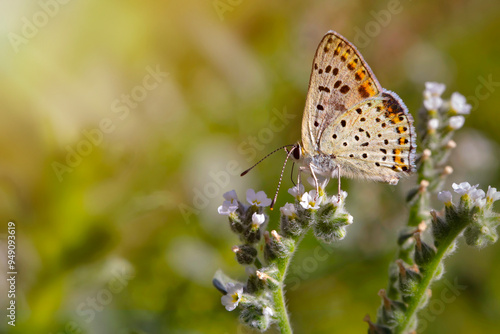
272, 280, 293, 334
271, 235, 304, 334
395, 217, 468, 334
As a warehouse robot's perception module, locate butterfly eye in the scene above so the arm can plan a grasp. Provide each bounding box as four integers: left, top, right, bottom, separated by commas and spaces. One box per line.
292, 145, 301, 160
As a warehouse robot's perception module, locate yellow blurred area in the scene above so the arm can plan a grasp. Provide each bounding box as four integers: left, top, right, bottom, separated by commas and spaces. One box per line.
1, 0, 500, 333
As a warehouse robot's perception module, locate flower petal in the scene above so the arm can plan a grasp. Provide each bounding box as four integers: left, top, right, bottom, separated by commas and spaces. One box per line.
450, 92, 471, 114
437, 191, 452, 203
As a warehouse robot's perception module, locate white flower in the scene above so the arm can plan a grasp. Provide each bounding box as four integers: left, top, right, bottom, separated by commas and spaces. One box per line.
246, 189, 272, 207
217, 190, 239, 215
427, 118, 439, 130
251, 213, 266, 229
223, 190, 238, 205
288, 184, 305, 200
451, 182, 485, 206
437, 191, 452, 204
424, 96, 443, 111
221, 283, 244, 311
299, 190, 321, 210
448, 116, 465, 130
280, 203, 297, 218
471, 188, 486, 208
424, 82, 446, 99
476, 197, 487, 208
450, 92, 471, 114
263, 306, 274, 317
470, 188, 485, 202
331, 191, 348, 206
486, 186, 500, 203
218, 204, 236, 215
452, 182, 476, 196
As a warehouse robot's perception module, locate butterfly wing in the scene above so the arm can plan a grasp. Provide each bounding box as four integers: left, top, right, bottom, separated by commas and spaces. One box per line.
319, 90, 417, 184
301, 30, 383, 154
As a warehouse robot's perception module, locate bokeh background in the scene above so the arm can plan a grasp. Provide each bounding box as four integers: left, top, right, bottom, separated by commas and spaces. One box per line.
1, 0, 500, 333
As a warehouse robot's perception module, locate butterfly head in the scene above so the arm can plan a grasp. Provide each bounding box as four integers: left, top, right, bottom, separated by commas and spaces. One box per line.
288, 142, 304, 162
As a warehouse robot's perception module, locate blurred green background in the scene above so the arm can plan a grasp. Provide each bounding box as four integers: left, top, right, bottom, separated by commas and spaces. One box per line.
1, 0, 500, 333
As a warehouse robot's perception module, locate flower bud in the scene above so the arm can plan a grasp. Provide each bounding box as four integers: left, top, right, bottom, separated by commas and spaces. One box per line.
233, 245, 258, 265
228, 214, 245, 234
419, 179, 430, 192
364, 314, 393, 334
458, 194, 473, 213
446, 139, 457, 149
296, 204, 317, 227
444, 200, 460, 225
464, 223, 499, 248
242, 213, 266, 244
280, 203, 303, 238
442, 165, 453, 176
427, 118, 439, 131
242, 227, 262, 244
243, 204, 262, 224
264, 231, 294, 262
313, 202, 352, 243
413, 232, 436, 268
448, 115, 465, 130
377, 289, 407, 327
430, 210, 450, 247
313, 211, 352, 243
280, 214, 303, 238
397, 260, 421, 300
256, 269, 280, 290
246, 271, 265, 294
422, 149, 432, 160
239, 303, 272, 331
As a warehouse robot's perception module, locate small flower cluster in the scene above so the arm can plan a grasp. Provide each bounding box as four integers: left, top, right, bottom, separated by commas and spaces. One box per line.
218, 189, 270, 244
421, 83, 470, 150
408, 83, 471, 226
438, 182, 500, 248
419, 83, 471, 185
216, 189, 279, 330
214, 179, 353, 331
282, 178, 353, 242
423, 82, 470, 132
213, 273, 275, 331
370, 182, 500, 333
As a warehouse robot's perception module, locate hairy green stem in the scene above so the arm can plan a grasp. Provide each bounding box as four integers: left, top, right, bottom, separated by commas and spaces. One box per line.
271, 278, 293, 334
395, 216, 468, 334
271, 234, 305, 334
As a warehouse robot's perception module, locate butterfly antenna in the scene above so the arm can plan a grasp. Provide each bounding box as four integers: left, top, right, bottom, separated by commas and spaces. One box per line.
240, 144, 295, 176
270, 147, 295, 210
290, 162, 296, 186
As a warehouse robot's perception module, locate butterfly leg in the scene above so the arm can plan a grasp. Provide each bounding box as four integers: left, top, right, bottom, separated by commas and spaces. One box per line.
336, 166, 341, 202
308, 163, 320, 201
297, 166, 303, 189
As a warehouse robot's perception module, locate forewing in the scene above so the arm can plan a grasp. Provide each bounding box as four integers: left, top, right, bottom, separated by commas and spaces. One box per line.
301, 30, 383, 154
319, 90, 416, 184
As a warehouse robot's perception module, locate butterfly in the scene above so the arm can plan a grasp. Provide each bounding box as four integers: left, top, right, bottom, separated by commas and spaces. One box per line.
287, 30, 417, 196
242, 31, 416, 207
